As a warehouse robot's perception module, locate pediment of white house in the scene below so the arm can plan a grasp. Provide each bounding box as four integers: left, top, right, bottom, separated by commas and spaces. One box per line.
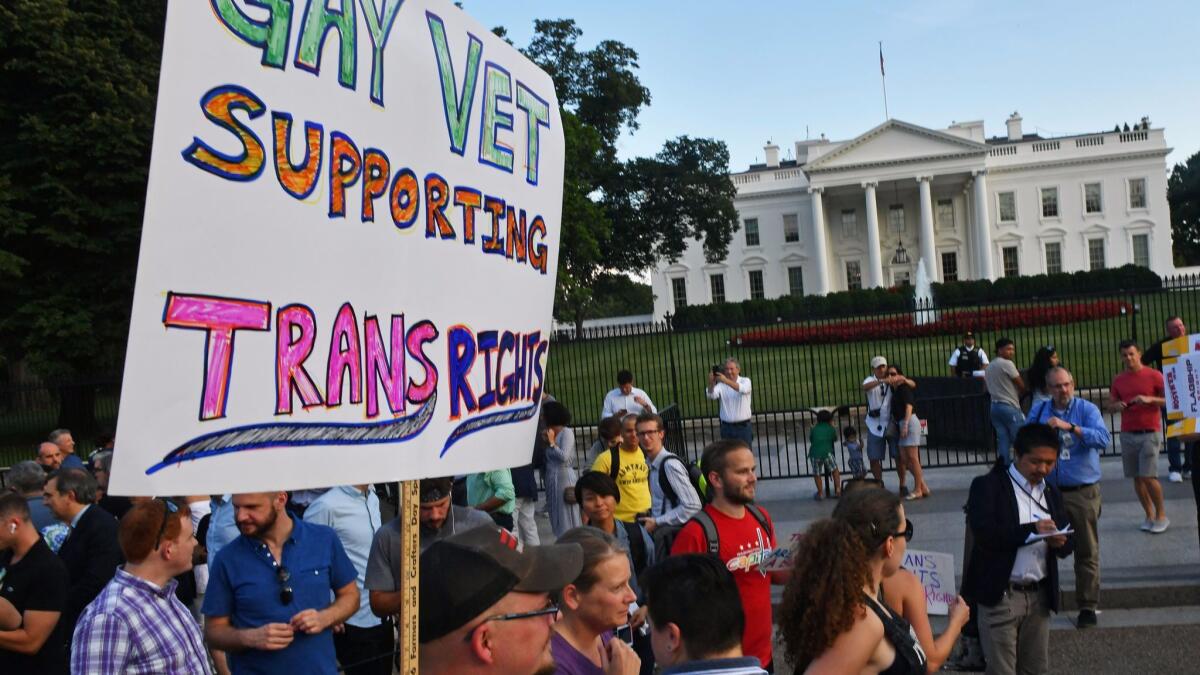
804, 120, 987, 174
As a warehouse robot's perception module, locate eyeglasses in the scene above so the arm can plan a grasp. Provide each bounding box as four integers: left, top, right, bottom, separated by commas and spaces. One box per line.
892, 518, 914, 542
154, 498, 179, 550
277, 566, 293, 605
635, 429, 663, 437
464, 603, 559, 640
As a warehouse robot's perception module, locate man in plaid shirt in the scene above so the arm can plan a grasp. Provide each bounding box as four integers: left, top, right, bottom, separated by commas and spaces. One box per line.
71, 498, 211, 674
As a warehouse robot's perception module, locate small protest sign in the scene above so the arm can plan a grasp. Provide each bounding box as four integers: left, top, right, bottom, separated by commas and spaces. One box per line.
901, 549, 956, 615
110, 0, 563, 495
1162, 334, 1200, 439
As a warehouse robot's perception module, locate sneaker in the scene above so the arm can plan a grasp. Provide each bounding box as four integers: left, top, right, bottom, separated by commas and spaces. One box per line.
1077, 609, 1098, 629
1169, 471, 1183, 483
1140, 518, 1154, 532
1185, 470, 1192, 480
813, 491, 824, 501
1151, 517, 1170, 534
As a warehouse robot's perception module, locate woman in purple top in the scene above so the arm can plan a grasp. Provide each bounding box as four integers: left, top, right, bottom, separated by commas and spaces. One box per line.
551, 527, 641, 675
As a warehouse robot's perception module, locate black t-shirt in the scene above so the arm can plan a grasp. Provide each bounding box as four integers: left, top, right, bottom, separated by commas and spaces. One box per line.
0, 538, 70, 675
890, 383, 915, 422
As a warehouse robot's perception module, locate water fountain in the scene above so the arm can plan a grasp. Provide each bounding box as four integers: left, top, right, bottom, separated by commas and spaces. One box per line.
914, 257, 939, 326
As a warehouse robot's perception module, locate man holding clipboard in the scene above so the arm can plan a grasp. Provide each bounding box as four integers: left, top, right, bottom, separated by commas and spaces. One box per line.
963, 424, 1075, 675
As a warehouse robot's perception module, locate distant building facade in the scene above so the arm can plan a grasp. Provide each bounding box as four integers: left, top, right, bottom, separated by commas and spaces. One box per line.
651, 114, 1173, 319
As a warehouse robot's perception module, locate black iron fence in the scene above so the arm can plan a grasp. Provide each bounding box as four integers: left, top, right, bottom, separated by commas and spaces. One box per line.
0, 376, 121, 467
550, 274, 1200, 479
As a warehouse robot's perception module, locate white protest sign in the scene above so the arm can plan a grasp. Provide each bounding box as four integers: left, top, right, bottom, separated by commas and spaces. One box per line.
901, 549, 956, 615
1162, 334, 1200, 438
110, 0, 563, 495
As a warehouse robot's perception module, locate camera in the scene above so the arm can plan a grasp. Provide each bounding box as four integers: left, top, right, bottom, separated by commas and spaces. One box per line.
868, 409, 880, 418
711, 364, 722, 375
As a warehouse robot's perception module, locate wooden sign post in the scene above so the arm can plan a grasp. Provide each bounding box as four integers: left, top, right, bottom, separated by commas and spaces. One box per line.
399, 480, 420, 674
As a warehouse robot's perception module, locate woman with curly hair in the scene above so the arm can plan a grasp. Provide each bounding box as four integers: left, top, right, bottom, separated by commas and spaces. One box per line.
778, 487, 926, 674
1025, 345, 1060, 406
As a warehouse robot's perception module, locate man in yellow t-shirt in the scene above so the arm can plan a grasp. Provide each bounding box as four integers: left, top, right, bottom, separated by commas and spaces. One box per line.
590, 414, 651, 521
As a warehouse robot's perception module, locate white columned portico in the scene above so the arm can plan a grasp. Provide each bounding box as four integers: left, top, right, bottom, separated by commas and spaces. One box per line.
917, 176, 937, 281
862, 181, 884, 288
808, 186, 830, 295
972, 169, 995, 280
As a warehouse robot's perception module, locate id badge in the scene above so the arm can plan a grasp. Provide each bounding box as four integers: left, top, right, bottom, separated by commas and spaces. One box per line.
1059, 427, 1075, 461
1060, 447, 1070, 461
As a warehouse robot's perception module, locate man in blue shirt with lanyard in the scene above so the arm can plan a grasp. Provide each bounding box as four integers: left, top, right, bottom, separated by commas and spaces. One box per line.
1025, 366, 1110, 629
204, 491, 360, 674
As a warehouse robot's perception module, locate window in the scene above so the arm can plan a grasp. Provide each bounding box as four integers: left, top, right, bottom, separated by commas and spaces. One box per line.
1129, 178, 1147, 209
709, 274, 726, 303
888, 204, 905, 231
1132, 234, 1151, 268
893, 270, 911, 288
744, 218, 760, 246
936, 199, 954, 230
941, 251, 958, 282
1002, 246, 1019, 277
841, 209, 857, 239
671, 277, 687, 311
1040, 187, 1059, 218
1084, 182, 1103, 214
845, 260, 863, 291
787, 266, 804, 296
783, 213, 800, 243
1044, 241, 1063, 274
998, 192, 1017, 222
1088, 238, 1106, 270
748, 270, 765, 300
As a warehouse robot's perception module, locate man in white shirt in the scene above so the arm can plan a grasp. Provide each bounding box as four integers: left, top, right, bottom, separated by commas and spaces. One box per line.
601, 370, 657, 420
861, 356, 912, 488
948, 330, 990, 377
707, 358, 753, 446
963, 423, 1074, 675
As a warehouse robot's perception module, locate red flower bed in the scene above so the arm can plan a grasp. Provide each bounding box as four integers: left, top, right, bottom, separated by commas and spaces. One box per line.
733, 299, 1129, 347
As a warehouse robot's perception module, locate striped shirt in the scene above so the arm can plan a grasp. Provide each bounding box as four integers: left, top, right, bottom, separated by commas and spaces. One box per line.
71, 568, 212, 675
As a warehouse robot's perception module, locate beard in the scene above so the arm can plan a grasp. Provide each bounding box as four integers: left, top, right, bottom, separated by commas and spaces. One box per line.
723, 482, 755, 505
239, 506, 278, 538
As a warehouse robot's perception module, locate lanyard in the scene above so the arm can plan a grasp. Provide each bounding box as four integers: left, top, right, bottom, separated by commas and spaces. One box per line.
1007, 470, 1051, 516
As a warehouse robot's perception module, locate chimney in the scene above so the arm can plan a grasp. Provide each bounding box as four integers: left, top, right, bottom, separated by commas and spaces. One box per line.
1006, 112, 1023, 142
764, 141, 780, 168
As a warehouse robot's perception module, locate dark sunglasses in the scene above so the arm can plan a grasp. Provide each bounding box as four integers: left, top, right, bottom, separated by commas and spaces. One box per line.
154, 498, 179, 550
277, 566, 293, 605
892, 518, 915, 542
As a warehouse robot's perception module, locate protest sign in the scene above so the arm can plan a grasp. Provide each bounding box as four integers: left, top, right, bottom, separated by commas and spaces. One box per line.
1162, 334, 1200, 439
901, 549, 956, 615
110, 0, 563, 496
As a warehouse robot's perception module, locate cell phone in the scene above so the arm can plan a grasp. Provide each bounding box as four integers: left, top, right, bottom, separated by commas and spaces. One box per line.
615, 623, 633, 644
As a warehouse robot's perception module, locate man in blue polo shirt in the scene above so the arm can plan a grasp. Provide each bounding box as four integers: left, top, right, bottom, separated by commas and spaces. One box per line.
1025, 366, 1110, 629
203, 491, 359, 674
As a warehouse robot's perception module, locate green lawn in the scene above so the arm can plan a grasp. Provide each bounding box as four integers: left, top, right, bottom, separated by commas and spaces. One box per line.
545, 288, 1198, 421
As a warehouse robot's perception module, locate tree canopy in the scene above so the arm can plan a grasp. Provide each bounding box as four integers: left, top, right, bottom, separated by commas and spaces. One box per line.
1169, 149, 1200, 266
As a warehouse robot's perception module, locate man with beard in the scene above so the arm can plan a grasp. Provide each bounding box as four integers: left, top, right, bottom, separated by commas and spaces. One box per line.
202, 491, 359, 674
35, 442, 62, 473
670, 440, 789, 672
418, 524, 583, 675
364, 477, 492, 619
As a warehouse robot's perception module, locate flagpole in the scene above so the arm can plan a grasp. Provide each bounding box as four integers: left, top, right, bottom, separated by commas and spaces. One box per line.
879, 41, 889, 121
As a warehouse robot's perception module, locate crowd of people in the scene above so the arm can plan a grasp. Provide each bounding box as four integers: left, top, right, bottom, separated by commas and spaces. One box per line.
2, 326, 1198, 674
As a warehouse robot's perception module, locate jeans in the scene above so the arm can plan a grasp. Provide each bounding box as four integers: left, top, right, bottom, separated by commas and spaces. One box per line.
990, 402, 1025, 464
1167, 437, 1192, 473
720, 421, 754, 447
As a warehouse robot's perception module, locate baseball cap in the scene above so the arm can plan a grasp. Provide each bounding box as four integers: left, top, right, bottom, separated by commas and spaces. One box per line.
871, 356, 888, 369
419, 524, 583, 643
964, 330, 976, 339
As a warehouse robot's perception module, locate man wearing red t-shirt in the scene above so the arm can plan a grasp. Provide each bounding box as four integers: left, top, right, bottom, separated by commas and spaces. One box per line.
670, 439, 790, 671
1109, 340, 1169, 533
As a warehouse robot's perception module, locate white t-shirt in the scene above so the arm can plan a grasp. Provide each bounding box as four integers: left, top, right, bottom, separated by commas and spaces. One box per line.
862, 375, 893, 437
706, 377, 752, 423
601, 387, 657, 419
948, 346, 990, 368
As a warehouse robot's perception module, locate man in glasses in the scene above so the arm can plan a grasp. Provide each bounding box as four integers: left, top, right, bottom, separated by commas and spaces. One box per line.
72, 499, 211, 674
635, 412, 702, 556
203, 491, 359, 674
963, 424, 1074, 675
419, 524, 583, 675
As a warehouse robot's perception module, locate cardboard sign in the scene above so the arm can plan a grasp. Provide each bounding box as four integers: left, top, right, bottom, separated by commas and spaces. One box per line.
1161, 334, 1200, 438
901, 549, 956, 615
110, 0, 563, 495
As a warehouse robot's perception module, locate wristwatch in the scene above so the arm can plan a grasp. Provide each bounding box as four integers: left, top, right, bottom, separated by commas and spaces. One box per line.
1071, 424, 1079, 435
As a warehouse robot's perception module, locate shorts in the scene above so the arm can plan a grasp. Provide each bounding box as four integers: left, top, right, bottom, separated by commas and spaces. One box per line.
810, 455, 837, 475
897, 416, 922, 446
847, 456, 866, 477
866, 426, 899, 461
1121, 431, 1162, 478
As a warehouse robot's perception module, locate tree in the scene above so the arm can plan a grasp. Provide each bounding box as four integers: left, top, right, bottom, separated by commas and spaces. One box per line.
0, 0, 165, 428
511, 19, 738, 329
1169, 150, 1200, 266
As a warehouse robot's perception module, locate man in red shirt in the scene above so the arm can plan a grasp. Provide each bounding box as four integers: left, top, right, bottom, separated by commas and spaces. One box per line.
1109, 339, 1169, 533
670, 439, 790, 671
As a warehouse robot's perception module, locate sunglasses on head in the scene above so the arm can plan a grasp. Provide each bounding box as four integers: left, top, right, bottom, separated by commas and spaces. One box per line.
154, 498, 179, 551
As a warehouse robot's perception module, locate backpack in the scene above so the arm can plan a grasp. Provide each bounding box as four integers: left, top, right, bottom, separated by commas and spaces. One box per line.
688, 504, 772, 556
607, 445, 648, 481
956, 345, 983, 375
658, 454, 707, 508
620, 520, 649, 575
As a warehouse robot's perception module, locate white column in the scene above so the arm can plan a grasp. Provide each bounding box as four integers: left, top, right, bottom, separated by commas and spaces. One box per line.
808, 186, 830, 295
972, 169, 995, 280
917, 175, 937, 281
862, 181, 884, 288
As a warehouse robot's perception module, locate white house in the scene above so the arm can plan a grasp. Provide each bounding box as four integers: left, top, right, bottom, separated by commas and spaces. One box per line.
651, 114, 1174, 319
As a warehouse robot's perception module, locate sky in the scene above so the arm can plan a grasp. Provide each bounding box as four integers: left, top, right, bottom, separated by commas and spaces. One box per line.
464, 0, 1200, 172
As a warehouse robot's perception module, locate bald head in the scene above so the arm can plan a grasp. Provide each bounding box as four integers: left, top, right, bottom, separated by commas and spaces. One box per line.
36, 442, 62, 471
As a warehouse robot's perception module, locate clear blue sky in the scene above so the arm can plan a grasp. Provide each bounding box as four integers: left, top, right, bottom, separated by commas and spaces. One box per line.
465, 0, 1199, 172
